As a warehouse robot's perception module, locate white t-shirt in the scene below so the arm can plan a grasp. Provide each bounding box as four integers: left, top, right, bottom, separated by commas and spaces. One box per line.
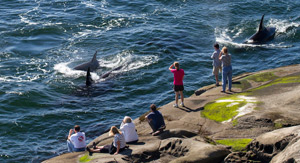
70, 132, 86, 148
120, 122, 138, 143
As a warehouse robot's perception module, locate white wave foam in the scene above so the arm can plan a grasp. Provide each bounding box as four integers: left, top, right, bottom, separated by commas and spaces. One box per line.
0, 75, 39, 83
81, 1, 95, 8
99, 50, 159, 74
268, 18, 300, 33
53, 62, 100, 81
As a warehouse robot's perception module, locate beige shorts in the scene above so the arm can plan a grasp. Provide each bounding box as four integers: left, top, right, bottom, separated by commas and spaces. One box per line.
213, 66, 222, 75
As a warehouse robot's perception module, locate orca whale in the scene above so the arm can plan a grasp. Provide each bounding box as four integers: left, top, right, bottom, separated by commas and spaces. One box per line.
245, 15, 276, 44
74, 51, 100, 72
85, 66, 123, 86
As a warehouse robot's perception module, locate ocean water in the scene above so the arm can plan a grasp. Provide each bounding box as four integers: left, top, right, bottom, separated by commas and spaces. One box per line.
0, 0, 299, 162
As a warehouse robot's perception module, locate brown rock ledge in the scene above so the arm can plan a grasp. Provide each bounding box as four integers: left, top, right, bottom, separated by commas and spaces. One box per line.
44, 64, 300, 163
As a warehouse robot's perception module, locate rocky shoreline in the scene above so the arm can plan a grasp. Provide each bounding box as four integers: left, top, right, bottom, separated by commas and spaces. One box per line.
44, 64, 300, 163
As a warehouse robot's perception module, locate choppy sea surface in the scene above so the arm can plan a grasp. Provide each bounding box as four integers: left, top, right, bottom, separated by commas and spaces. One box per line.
0, 0, 299, 162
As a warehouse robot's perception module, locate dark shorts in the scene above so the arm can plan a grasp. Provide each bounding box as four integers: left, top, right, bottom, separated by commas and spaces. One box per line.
173, 85, 184, 92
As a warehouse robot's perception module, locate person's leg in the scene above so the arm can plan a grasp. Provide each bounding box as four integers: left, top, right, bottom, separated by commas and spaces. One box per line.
222, 67, 228, 92
87, 146, 103, 153
179, 91, 184, 105
67, 140, 75, 152
74, 147, 86, 152
175, 91, 179, 105
228, 66, 232, 91
213, 67, 218, 85
147, 120, 157, 133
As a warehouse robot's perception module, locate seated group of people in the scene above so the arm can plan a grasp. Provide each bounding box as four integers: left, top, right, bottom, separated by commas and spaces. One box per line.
67, 104, 166, 155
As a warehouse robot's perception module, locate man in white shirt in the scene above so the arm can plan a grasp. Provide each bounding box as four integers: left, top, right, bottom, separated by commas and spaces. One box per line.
67, 125, 86, 152
120, 116, 138, 144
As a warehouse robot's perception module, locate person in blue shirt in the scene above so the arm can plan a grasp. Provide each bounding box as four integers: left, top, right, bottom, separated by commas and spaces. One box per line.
145, 104, 166, 136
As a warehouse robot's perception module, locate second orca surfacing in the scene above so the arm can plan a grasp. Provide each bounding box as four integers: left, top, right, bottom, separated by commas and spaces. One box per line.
74, 51, 100, 72
244, 15, 276, 44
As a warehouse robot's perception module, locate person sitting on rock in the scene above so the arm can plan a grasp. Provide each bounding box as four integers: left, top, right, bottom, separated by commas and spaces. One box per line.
120, 116, 139, 144
67, 125, 86, 152
86, 126, 126, 155
145, 104, 166, 136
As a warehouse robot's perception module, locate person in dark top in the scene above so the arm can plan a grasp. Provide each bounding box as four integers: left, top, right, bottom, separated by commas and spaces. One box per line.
145, 104, 166, 136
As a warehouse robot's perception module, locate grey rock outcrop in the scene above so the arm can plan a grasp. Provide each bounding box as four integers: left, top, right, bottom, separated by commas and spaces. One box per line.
225, 126, 300, 163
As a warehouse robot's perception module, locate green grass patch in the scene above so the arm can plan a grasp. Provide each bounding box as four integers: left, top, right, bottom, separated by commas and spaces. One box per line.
233, 72, 278, 91
202, 93, 260, 122
274, 123, 283, 129
245, 72, 278, 82
216, 138, 252, 151
252, 76, 300, 91
79, 153, 91, 162
232, 119, 238, 126
202, 101, 247, 122
233, 79, 252, 91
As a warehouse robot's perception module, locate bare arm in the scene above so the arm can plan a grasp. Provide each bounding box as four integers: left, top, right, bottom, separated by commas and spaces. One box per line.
169, 64, 174, 71
68, 129, 73, 140
219, 51, 223, 60
114, 140, 120, 155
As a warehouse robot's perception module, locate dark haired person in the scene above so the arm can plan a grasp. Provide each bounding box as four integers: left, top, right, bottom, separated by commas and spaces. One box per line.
211, 43, 222, 86
219, 47, 232, 92
67, 125, 86, 152
169, 62, 185, 108
145, 104, 166, 136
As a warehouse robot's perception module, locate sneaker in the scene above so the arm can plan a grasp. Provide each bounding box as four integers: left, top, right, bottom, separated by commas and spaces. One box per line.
180, 102, 184, 107
86, 147, 92, 156
173, 104, 178, 108
93, 142, 97, 149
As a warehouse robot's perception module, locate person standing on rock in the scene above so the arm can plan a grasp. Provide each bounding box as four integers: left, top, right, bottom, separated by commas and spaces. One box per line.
120, 116, 139, 144
219, 46, 232, 92
169, 62, 185, 108
67, 125, 86, 152
145, 104, 166, 136
211, 43, 222, 86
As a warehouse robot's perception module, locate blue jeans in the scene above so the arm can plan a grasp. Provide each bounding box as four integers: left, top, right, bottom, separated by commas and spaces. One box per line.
67, 140, 85, 152
222, 66, 232, 91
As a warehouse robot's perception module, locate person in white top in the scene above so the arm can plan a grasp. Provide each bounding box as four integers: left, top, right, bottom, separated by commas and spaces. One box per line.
67, 125, 86, 152
120, 116, 138, 144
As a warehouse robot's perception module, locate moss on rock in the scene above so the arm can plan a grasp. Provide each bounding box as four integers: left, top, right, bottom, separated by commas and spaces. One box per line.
245, 72, 277, 82
201, 94, 258, 122
233, 72, 278, 91
79, 153, 91, 162
252, 75, 300, 91
216, 138, 252, 152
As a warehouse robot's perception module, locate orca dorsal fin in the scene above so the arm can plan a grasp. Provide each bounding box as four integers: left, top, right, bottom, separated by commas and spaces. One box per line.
91, 51, 98, 62
259, 14, 265, 32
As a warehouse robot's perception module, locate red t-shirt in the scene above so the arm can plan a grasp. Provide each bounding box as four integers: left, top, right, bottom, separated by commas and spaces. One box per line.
171, 69, 184, 85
